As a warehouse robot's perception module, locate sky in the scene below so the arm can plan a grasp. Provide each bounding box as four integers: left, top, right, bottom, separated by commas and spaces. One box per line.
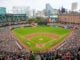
0, 0, 80, 13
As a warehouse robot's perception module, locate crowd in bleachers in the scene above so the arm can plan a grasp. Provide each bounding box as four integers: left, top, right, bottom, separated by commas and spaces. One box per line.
0, 48, 80, 60
0, 27, 26, 52
0, 25, 80, 60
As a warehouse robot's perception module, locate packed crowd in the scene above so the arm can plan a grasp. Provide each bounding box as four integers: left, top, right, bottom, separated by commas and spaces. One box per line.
0, 25, 80, 60
0, 26, 26, 52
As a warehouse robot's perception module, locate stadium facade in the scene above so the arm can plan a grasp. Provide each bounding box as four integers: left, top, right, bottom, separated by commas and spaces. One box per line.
0, 14, 28, 26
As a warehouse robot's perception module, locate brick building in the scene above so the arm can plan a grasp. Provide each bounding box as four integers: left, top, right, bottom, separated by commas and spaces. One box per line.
58, 14, 80, 24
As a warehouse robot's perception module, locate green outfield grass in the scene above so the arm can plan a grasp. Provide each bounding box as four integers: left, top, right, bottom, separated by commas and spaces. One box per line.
12, 26, 71, 53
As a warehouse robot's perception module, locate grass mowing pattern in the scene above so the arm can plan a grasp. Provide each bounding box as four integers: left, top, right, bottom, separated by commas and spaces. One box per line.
12, 26, 71, 53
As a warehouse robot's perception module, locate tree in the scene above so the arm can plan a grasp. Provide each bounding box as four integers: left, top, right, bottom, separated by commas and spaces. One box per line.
28, 18, 37, 24
61, 7, 66, 13
36, 17, 47, 25
28, 17, 47, 25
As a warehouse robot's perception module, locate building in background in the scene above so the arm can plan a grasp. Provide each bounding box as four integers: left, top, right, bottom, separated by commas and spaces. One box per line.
45, 3, 59, 22
0, 7, 6, 15
25, 7, 34, 18
71, 2, 78, 11
49, 15, 58, 22
36, 11, 46, 18
33, 9, 37, 18
12, 7, 27, 14
12, 6, 34, 18
58, 13, 80, 24
45, 3, 58, 16
45, 3, 55, 17
0, 14, 28, 26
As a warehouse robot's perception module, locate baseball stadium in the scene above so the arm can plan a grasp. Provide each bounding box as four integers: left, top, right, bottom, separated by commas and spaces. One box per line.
0, 2, 80, 60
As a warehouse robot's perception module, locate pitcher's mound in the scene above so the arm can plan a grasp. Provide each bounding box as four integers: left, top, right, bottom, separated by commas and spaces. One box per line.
39, 38, 43, 41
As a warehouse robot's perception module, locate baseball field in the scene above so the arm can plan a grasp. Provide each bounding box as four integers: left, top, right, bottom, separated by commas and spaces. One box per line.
12, 26, 71, 53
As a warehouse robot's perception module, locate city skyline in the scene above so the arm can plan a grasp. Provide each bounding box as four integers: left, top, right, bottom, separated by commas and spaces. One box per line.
0, 0, 80, 13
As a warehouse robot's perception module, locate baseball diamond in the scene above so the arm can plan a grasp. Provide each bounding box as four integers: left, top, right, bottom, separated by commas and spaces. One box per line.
12, 26, 71, 53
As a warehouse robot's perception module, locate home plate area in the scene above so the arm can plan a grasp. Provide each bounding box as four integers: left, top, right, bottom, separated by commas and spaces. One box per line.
36, 44, 45, 49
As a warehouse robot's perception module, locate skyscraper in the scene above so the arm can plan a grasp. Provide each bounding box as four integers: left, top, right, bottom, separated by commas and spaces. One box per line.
71, 2, 78, 11
45, 3, 53, 17
45, 3, 58, 17
45, 3, 58, 22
